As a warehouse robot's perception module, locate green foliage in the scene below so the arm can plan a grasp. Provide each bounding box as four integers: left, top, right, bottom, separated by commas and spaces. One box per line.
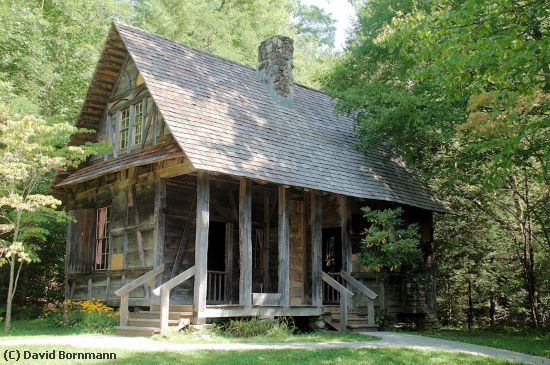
42, 300, 118, 334
0, 0, 133, 119
360, 207, 422, 273
216, 317, 294, 338
134, 0, 337, 88
324, 0, 549, 328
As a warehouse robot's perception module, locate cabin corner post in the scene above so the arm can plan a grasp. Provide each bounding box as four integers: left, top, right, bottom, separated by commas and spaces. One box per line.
278, 186, 290, 308
310, 192, 322, 307
193, 171, 210, 324
152, 176, 166, 291
339, 196, 352, 274
239, 179, 252, 308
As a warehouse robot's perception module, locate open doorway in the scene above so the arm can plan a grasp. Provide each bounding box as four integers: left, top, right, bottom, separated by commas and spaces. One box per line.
322, 227, 342, 273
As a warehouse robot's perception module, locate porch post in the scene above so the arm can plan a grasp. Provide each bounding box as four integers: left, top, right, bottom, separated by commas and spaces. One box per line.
278, 186, 290, 308
239, 179, 252, 308
339, 196, 352, 273
311, 191, 322, 307
152, 177, 166, 291
193, 171, 210, 324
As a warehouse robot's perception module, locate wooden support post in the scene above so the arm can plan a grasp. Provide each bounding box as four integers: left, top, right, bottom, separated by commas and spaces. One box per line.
132, 184, 149, 298
278, 186, 289, 308
339, 196, 352, 273
120, 293, 129, 326
311, 191, 322, 307
367, 299, 375, 326
160, 287, 170, 334
262, 191, 270, 292
225, 223, 234, 304
340, 293, 348, 332
106, 276, 111, 302
153, 177, 166, 291
193, 171, 210, 324
239, 179, 252, 308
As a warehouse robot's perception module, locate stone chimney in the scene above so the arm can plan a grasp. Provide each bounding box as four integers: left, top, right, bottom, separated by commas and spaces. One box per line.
256, 35, 294, 107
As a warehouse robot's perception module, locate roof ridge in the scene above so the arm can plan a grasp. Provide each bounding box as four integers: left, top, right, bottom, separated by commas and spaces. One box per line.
112, 21, 332, 97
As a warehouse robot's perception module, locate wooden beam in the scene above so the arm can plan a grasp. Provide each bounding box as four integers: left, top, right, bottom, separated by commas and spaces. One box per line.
311, 191, 322, 307
339, 196, 352, 273
225, 223, 234, 304
153, 177, 166, 290
262, 191, 270, 292
278, 186, 290, 308
239, 179, 252, 308
131, 184, 147, 266
193, 171, 210, 324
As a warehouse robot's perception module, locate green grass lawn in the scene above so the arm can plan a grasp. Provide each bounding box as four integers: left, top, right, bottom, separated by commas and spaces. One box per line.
417, 328, 550, 358
155, 330, 379, 344
0, 345, 519, 365
0, 319, 81, 338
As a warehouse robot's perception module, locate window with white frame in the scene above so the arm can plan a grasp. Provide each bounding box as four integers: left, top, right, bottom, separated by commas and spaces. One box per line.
119, 108, 130, 150
134, 101, 144, 146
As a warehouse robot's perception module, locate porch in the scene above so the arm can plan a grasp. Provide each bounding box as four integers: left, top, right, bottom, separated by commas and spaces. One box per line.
112, 171, 378, 334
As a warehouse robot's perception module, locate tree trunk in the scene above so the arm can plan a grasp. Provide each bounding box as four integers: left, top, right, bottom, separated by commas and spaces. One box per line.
489, 289, 495, 327
4, 258, 15, 332
467, 279, 473, 331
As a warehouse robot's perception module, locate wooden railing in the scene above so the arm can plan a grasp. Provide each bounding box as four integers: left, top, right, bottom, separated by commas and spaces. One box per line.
323, 272, 344, 304
152, 265, 195, 334
340, 271, 378, 327
114, 264, 165, 327
207, 270, 226, 304
322, 271, 354, 331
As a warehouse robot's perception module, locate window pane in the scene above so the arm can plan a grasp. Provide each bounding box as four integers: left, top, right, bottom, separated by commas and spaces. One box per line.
120, 108, 130, 150
134, 102, 143, 145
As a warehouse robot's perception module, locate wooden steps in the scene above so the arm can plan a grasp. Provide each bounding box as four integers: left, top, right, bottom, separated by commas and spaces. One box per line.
322, 306, 378, 332
114, 306, 192, 336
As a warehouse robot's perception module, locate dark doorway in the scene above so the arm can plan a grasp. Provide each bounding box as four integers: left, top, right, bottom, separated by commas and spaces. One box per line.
208, 221, 226, 271
322, 227, 342, 273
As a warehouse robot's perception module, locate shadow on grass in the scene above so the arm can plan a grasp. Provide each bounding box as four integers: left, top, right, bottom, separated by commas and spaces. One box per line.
100, 348, 518, 365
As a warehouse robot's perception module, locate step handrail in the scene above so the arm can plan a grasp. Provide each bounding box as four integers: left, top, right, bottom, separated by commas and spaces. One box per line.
340, 271, 377, 327
152, 265, 195, 334
322, 271, 353, 331
114, 264, 165, 327
340, 271, 377, 300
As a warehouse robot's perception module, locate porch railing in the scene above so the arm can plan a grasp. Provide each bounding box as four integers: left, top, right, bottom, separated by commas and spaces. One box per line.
339, 271, 378, 327
322, 271, 354, 331
114, 264, 165, 327
152, 265, 195, 334
207, 270, 227, 304
323, 272, 344, 304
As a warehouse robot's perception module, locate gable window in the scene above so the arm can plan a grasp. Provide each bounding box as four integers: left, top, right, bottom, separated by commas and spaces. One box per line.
95, 207, 110, 270
134, 101, 144, 145
120, 108, 130, 150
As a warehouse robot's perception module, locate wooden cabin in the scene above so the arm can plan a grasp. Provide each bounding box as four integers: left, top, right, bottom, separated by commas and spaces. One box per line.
54, 23, 448, 335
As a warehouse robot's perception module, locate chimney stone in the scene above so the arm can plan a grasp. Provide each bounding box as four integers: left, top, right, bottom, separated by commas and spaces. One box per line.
256, 35, 294, 107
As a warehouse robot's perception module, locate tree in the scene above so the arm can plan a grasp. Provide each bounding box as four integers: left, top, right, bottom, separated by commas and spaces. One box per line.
360, 207, 422, 273
324, 0, 549, 327
0, 0, 133, 119
134, 0, 337, 88
0, 106, 102, 331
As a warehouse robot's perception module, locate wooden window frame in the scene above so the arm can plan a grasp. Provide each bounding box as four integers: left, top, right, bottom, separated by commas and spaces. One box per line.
133, 100, 144, 146
119, 108, 130, 151
95, 206, 111, 271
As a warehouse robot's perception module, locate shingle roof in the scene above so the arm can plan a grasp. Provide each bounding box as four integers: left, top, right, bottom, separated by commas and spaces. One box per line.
70, 22, 448, 213
56, 142, 184, 187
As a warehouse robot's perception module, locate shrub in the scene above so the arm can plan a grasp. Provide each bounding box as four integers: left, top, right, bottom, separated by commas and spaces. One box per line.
217, 317, 294, 338
42, 300, 118, 334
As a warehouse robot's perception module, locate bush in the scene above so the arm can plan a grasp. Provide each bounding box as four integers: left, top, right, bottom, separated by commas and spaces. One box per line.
42, 300, 118, 334
217, 317, 294, 338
